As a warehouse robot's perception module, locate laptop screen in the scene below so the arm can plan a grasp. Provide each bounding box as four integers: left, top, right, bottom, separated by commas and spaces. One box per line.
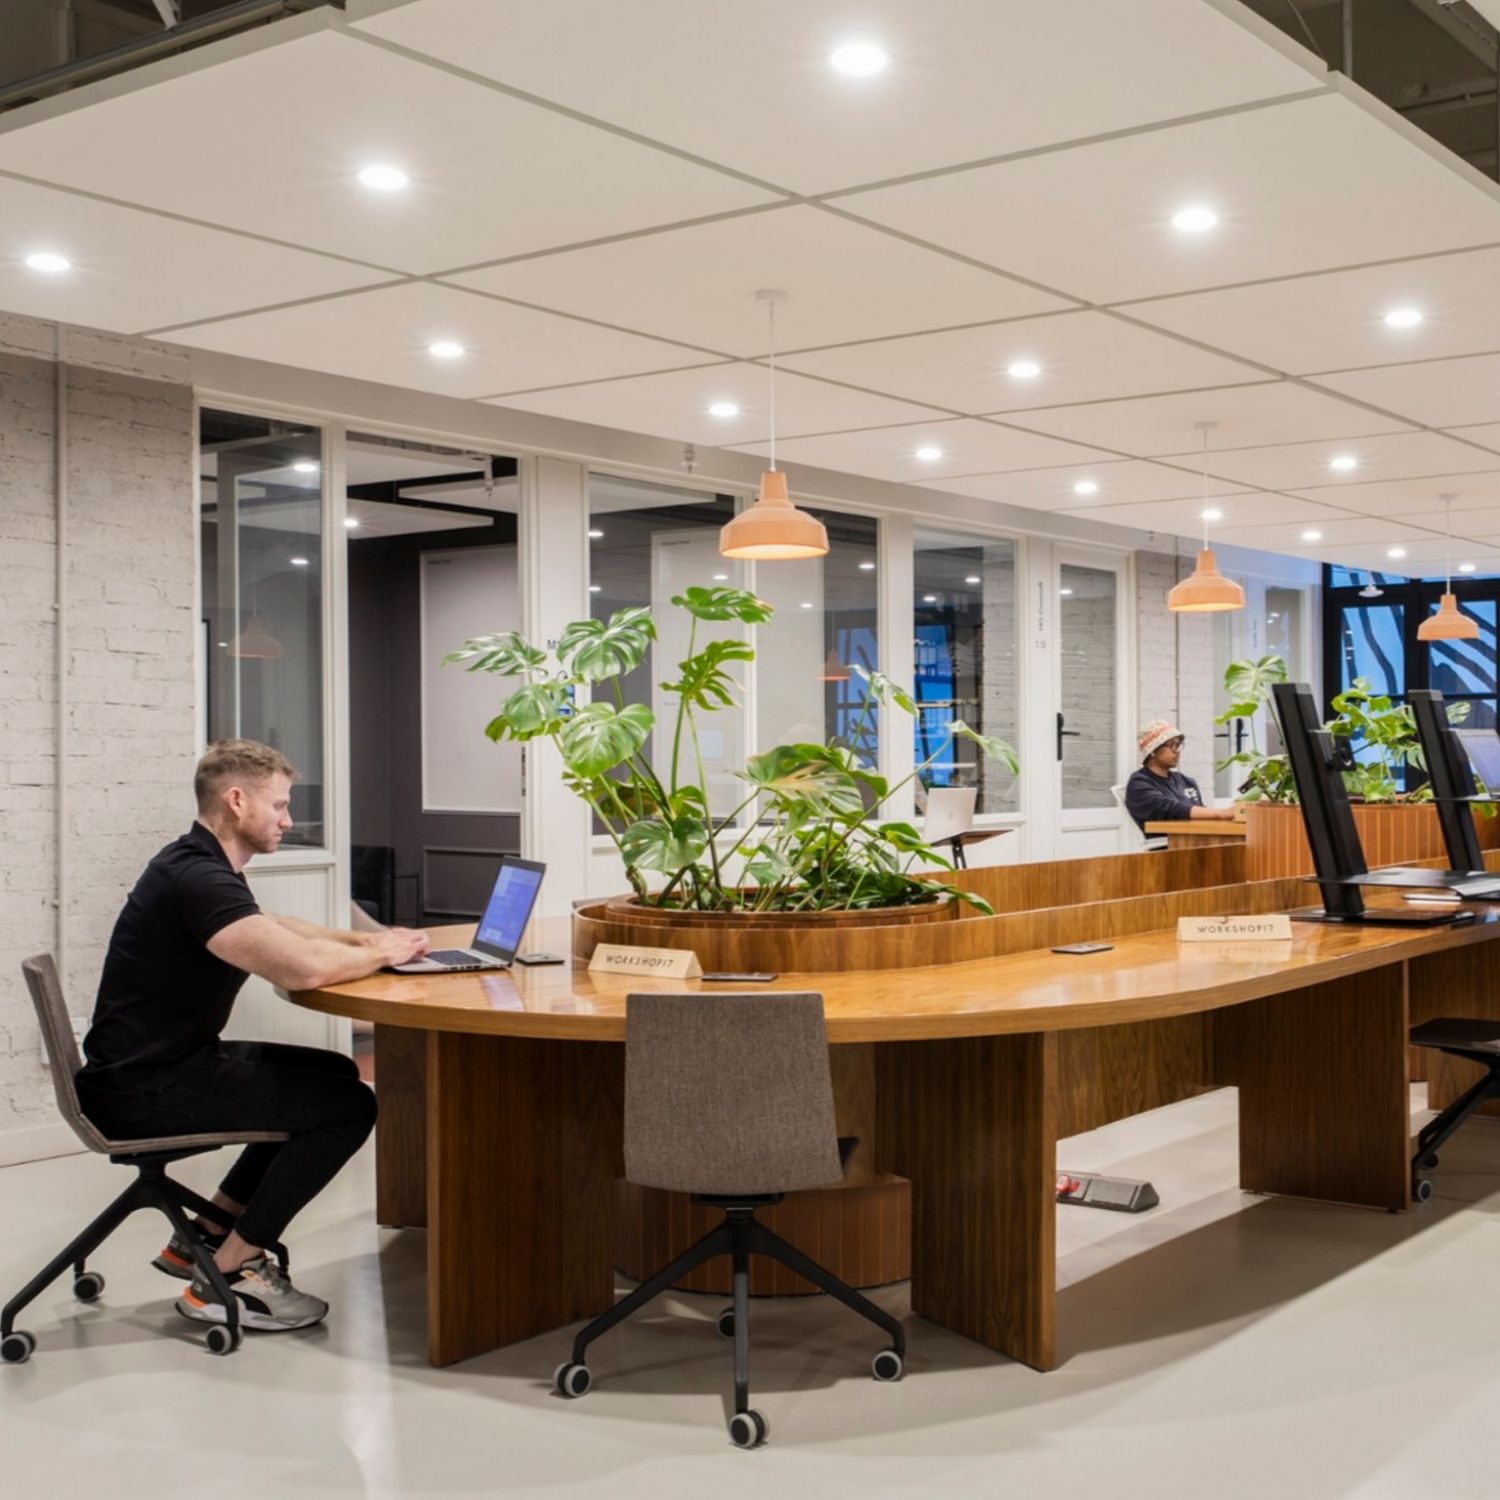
1456, 729, 1500, 794
473, 857, 546, 960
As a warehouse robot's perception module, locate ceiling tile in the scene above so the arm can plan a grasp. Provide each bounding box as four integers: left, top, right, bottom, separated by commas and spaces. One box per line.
726, 419, 1108, 484
1126, 247, 1500, 377
1310, 355, 1500, 430
1216, 515, 1436, 549
483, 364, 935, 445
781, 312, 1264, 417
1194, 431, 1500, 490
0, 176, 384, 333
1006, 381, 1407, 457
917, 459, 1252, 508
1284, 472, 1500, 518
445, 205, 1069, 355
844, 94, 1500, 303
1065, 493, 1344, 533
162, 282, 698, 398
352, 0, 1318, 195
0, 28, 773, 276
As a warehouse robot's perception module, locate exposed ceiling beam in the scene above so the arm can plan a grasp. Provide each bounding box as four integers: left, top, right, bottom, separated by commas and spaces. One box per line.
1415, 0, 1498, 66
151, 0, 182, 25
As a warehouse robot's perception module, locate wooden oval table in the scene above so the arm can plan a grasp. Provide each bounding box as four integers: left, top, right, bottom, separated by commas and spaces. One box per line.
292, 901, 1500, 1373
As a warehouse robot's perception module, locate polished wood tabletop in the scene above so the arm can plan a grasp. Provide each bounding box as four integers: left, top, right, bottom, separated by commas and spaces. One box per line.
1144, 820, 1247, 839
292, 905, 1500, 1044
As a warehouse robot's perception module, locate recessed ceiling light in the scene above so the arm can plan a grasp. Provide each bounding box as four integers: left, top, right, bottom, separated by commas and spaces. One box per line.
1059, 587, 1074, 596
964, 574, 981, 585
800, 601, 814, 609
1387, 547, 1407, 559
1301, 529, 1323, 542
1171, 205, 1219, 234
1383, 306, 1423, 330
1329, 455, 1358, 472
1201, 507, 1223, 522
588, 528, 604, 539
1072, 479, 1099, 496
915, 445, 944, 462
292, 460, 319, 474
708, 400, 740, 419
922, 594, 937, 603
829, 41, 888, 76
1459, 562, 1477, 573
1006, 359, 1041, 381
290, 556, 310, 567
712, 572, 728, 582
858, 560, 875, 571
344, 517, 360, 530
24, 251, 70, 274
357, 164, 409, 192
589, 584, 602, 594
428, 340, 465, 359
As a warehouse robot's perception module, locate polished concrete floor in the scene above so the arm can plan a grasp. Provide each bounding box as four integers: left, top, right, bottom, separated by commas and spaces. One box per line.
2, 1087, 1498, 1499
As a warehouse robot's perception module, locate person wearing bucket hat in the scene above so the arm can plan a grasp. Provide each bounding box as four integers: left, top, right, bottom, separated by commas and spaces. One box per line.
1124, 719, 1238, 832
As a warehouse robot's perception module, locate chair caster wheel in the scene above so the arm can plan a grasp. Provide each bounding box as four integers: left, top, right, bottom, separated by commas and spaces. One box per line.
872, 1347, 904, 1382
205, 1325, 241, 1356
728, 1409, 768, 1449
1421, 1152, 1440, 1170
73, 1271, 105, 1302
716, 1307, 735, 1339
554, 1361, 592, 1398
1414, 1177, 1434, 1203
1, 1330, 37, 1364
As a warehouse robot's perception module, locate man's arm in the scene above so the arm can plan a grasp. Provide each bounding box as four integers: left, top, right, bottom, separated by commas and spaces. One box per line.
207, 914, 429, 991
271, 913, 375, 947
1189, 803, 1239, 821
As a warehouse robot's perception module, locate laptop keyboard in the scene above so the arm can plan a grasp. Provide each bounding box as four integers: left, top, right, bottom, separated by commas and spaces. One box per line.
427, 949, 480, 965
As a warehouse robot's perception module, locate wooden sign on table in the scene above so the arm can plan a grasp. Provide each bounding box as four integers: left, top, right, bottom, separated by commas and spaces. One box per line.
587, 943, 703, 980
1177, 914, 1292, 943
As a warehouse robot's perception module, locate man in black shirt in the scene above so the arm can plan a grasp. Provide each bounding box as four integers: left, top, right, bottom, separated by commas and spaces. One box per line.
1124, 719, 1240, 833
77, 739, 430, 1332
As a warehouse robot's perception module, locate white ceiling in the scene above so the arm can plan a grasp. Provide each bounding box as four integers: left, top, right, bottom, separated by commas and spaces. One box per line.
4, 0, 1500, 571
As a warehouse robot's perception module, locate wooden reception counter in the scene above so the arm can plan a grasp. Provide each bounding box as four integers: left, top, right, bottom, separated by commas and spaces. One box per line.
292, 845, 1500, 1376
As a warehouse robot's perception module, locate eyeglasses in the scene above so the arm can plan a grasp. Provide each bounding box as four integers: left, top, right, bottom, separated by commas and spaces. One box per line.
1162, 738, 1185, 751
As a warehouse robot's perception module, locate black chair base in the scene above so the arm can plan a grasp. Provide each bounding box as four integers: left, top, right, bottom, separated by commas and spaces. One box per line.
1, 1148, 287, 1362
1411, 1018, 1500, 1201
555, 1198, 905, 1447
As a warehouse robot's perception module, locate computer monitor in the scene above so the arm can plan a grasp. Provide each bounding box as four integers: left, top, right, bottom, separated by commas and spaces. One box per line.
1456, 727, 1500, 799
1408, 690, 1484, 872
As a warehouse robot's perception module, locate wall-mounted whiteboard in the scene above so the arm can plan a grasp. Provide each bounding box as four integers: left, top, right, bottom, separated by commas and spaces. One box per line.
421, 545, 521, 813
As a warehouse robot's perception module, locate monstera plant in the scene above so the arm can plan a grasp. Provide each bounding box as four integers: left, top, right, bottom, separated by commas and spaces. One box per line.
447, 585, 1017, 914
1214, 653, 1296, 803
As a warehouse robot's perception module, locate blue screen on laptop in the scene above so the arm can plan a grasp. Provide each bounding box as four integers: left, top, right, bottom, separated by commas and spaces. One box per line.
475, 862, 543, 955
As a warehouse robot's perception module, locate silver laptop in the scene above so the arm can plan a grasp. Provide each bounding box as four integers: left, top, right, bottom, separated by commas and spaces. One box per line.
925, 785, 978, 846
393, 856, 545, 973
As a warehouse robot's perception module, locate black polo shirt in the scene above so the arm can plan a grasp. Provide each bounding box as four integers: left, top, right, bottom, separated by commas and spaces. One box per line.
1124, 766, 1205, 830
80, 822, 261, 1087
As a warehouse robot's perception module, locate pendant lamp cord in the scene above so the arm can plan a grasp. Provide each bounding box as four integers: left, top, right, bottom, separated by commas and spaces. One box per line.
768, 297, 777, 473
1444, 497, 1453, 593
1201, 425, 1210, 549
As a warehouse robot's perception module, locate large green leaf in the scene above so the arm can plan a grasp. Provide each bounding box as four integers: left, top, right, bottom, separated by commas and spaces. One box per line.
670, 585, 773, 624
446, 630, 547, 676
1221, 654, 1287, 713
739, 743, 865, 814
484, 681, 569, 742
619, 812, 710, 873
661, 637, 754, 711
850, 664, 917, 716
557, 606, 655, 682
948, 719, 1019, 774
558, 701, 654, 777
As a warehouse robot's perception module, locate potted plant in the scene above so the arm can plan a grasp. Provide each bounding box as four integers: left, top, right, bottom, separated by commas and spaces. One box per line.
447, 585, 1017, 920
1214, 653, 1295, 804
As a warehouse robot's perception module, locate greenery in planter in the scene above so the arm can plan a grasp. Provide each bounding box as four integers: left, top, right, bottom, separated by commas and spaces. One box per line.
447, 585, 1018, 914
1214, 653, 1296, 803
1325, 677, 1470, 803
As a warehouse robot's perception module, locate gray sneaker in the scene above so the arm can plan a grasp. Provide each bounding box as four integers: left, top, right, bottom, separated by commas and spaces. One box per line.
175, 1256, 328, 1332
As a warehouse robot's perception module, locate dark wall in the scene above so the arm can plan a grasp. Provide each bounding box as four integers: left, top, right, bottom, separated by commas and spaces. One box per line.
349, 514, 521, 922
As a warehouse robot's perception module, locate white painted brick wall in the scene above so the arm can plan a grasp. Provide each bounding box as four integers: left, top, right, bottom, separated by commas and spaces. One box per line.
0, 320, 194, 1144
1135, 550, 1217, 794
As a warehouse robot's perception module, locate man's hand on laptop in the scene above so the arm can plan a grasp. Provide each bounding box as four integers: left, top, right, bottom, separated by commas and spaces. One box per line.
372, 928, 432, 968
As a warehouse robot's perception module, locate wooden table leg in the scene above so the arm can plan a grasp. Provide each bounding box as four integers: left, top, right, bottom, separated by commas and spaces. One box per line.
1212, 966, 1410, 1211
426, 1033, 623, 1368
877, 1032, 1057, 1371
373, 1025, 428, 1229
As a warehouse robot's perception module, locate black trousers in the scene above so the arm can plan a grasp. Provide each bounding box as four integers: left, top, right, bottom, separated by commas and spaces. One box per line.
78, 1041, 377, 1249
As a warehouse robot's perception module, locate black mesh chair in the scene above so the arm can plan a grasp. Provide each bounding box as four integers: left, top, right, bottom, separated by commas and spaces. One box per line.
1, 955, 290, 1363
1411, 1016, 1500, 1201
552, 991, 905, 1449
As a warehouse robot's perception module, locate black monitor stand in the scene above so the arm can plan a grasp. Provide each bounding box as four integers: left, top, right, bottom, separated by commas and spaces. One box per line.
1408, 688, 1495, 877
1270, 682, 1467, 927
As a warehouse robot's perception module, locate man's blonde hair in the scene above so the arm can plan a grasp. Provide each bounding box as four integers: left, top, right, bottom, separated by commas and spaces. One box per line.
194, 739, 297, 813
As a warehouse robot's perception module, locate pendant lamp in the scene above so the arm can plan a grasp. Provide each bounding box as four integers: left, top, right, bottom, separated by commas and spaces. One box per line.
1168, 421, 1244, 614
719, 290, 829, 561
819, 645, 849, 682
227, 612, 284, 661
1417, 494, 1479, 642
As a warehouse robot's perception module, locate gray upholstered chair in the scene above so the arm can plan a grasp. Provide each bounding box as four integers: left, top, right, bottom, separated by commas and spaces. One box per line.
1, 955, 290, 1364
553, 991, 906, 1449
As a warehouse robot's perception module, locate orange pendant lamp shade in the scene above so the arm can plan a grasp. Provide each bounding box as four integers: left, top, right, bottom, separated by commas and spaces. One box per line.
227, 612, 285, 660
719, 470, 829, 560
1167, 548, 1245, 613
1417, 592, 1479, 642
819, 644, 849, 682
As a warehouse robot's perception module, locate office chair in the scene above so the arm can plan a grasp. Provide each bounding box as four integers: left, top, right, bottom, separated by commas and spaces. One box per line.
1410, 1016, 1500, 1201
553, 991, 906, 1449
1, 955, 290, 1364
1111, 784, 1168, 851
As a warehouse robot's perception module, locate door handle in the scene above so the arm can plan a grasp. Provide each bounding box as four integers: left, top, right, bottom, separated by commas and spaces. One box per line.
1056, 712, 1082, 760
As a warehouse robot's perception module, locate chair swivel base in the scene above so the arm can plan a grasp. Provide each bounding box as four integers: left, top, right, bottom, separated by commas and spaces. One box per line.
553, 1198, 906, 1449
1, 1148, 287, 1364
1410, 1018, 1500, 1203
